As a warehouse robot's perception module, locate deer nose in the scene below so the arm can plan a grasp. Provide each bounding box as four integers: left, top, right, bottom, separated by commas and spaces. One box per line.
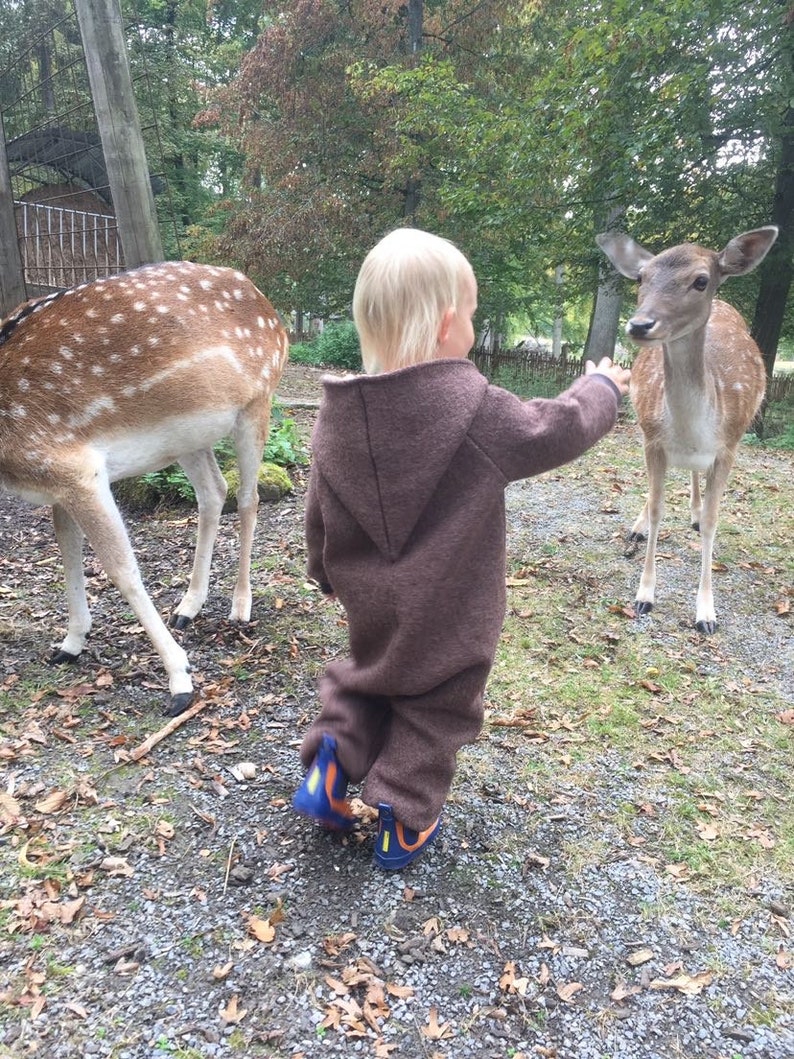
627, 316, 656, 339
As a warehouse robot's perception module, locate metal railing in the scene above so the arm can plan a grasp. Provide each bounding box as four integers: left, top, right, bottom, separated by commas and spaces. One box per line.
15, 199, 124, 291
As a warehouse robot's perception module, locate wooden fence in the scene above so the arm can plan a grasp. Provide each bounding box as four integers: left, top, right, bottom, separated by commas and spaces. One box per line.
472, 344, 794, 406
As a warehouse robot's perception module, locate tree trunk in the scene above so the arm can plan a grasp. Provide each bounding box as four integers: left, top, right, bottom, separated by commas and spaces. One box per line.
552, 264, 564, 358
586, 204, 626, 361
402, 0, 423, 220
751, 104, 794, 381
585, 268, 624, 361
0, 114, 27, 315
75, 0, 164, 268
408, 0, 423, 53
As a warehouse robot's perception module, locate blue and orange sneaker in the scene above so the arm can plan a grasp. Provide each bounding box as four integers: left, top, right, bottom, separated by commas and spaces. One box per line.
292, 735, 356, 831
374, 803, 440, 870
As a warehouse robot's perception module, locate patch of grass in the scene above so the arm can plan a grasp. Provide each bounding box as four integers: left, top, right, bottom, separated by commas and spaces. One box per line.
486, 428, 793, 900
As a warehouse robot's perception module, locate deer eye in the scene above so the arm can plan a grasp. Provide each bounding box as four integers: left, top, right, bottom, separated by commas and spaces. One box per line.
692, 275, 709, 291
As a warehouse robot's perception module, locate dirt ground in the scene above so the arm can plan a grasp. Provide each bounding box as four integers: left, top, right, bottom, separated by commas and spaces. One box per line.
0, 362, 792, 1059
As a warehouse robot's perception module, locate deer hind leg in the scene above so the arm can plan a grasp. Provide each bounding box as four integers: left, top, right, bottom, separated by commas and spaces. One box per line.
634, 447, 667, 616
228, 396, 274, 623
690, 472, 703, 531
694, 457, 733, 635
170, 449, 227, 630
50, 503, 92, 662
629, 499, 651, 540
69, 479, 194, 716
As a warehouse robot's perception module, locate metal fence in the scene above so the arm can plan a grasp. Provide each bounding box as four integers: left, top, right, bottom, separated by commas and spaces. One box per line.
16, 199, 123, 292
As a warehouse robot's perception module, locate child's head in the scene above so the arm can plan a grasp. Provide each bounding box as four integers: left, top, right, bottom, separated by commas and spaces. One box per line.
353, 227, 477, 374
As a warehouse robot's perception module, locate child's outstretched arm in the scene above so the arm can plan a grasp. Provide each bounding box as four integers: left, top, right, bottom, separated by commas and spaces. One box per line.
585, 356, 631, 397
470, 357, 630, 482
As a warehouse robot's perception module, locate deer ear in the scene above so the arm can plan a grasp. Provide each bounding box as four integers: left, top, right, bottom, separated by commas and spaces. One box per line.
717, 226, 778, 278
596, 232, 653, 281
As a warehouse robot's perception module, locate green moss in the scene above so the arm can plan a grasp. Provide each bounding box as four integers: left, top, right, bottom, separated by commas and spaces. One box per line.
222, 461, 293, 509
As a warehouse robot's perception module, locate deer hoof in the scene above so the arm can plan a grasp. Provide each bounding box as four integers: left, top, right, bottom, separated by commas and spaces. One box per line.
691, 521, 701, 532
170, 613, 193, 630
695, 619, 717, 635
634, 600, 654, 616
49, 649, 80, 665
163, 691, 195, 717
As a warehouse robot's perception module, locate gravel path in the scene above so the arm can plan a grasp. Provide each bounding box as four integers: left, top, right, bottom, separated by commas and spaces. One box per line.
0, 366, 791, 1059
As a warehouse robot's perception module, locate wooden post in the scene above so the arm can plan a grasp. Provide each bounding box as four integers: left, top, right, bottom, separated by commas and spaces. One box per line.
74, 0, 163, 267
0, 114, 27, 316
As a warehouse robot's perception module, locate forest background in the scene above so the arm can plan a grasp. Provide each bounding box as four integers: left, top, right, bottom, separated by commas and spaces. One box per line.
1, 0, 794, 385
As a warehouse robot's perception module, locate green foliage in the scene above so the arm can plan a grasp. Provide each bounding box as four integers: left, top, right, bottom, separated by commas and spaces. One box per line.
746, 421, 794, 451
264, 413, 308, 466
5, 0, 794, 361
138, 465, 196, 506
291, 321, 362, 372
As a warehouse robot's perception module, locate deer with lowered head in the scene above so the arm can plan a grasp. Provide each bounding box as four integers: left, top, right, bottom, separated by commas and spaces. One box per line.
0, 260, 288, 715
596, 225, 778, 634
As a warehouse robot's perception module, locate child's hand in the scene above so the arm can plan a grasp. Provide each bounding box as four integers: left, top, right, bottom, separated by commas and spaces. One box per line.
585, 356, 631, 396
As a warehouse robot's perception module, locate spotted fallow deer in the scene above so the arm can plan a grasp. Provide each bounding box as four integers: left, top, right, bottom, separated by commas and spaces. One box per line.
596, 225, 778, 634
0, 261, 288, 714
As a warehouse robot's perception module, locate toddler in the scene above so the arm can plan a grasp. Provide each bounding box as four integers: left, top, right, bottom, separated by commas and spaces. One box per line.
293, 227, 630, 869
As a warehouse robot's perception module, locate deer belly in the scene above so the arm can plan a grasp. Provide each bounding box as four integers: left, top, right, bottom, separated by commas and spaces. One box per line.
102, 410, 239, 481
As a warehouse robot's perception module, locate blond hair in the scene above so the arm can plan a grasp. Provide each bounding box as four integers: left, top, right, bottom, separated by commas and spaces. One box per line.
352, 228, 474, 374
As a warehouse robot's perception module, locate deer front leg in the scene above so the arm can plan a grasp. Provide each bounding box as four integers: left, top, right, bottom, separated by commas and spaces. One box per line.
634, 447, 667, 616
694, 457, 733, 635
170, 449, 227, 629
50, 504, 92, 662
69, 480, 194, 716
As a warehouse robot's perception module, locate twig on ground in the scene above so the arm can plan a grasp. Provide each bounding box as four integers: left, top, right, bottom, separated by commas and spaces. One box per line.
223, 838, 237, 896
128, 696, 209, 762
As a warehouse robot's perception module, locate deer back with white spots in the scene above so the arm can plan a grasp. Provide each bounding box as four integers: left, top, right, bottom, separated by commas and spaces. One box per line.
596, 226, 777, 634
0, 261, 289, 715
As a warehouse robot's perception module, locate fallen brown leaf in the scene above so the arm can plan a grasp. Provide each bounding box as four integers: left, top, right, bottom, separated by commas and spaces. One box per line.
247, 914, 276, 943
421, 1006, 453, 1041
34, 789, 70, 814
0, 792, 23, 826
499, 961, 531, 996
100, 856, 134, 877
324, 932, 357, 956
556, 981, 584, 1003
626, 947, 654, 967
649, 970, 713, 996
219, 994, 248, 1024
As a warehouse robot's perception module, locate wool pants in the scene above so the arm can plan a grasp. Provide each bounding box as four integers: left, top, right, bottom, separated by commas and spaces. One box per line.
300, 659, 490, 831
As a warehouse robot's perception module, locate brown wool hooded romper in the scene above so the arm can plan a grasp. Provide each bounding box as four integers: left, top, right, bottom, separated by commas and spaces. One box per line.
301, 358, 621, 831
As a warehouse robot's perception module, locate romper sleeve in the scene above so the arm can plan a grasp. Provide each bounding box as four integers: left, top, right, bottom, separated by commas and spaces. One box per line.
469, 374, 621, 483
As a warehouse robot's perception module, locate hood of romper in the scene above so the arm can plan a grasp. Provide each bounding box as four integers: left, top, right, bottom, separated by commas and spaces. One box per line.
311, 359, 489, 560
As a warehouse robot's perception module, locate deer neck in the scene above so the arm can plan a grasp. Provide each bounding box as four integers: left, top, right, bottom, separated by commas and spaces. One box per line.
660, 324, 709, 403
655, 324, 721, 468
